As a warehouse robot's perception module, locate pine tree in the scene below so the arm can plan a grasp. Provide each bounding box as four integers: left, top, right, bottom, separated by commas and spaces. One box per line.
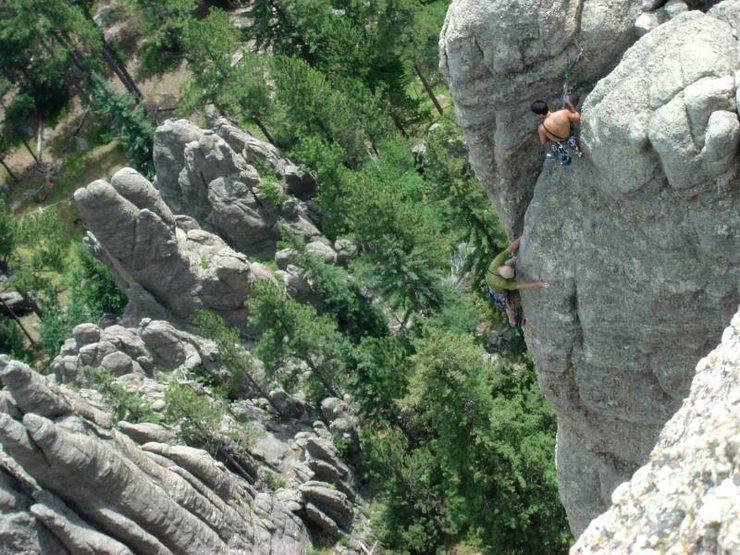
180, 9, 274, 142
89, 74, 156, 178
247, 280, 349, 403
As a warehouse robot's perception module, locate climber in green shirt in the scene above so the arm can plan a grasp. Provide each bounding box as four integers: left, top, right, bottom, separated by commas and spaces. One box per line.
485, 237, 549, 326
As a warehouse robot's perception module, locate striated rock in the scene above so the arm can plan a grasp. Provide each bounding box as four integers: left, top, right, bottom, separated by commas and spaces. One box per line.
572, 308, 740, 553
0, 357, 311, 554
440, 0, 642, 234
152, 118, 322, 259
74, 169, 269, 328
443, 0, 740, 536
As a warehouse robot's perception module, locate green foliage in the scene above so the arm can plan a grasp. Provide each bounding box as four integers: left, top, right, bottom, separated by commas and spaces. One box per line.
342, 143, 447, 327
349, 336, 409, 420
0, 201, 17, 269
404, 329, 571, 553
88, 367, 159, 423
123, 0, 196, 77
0, 318, 30, 362
68, 243, 127, 317
271, 55, 391, 168
89, 73, 156, 177
247, 280, 348, 403
259, 175, 286, 207
359, 426, 448, 553
192, 309, 266, 400
39, 294, 92, 360
163, 381, 256, 457
423, 116, 507, 290
180, 10, 273, 140
282, 231, 388, 342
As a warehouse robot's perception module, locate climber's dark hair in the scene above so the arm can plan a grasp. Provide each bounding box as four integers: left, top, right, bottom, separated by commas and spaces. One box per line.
531, 100, 549, 115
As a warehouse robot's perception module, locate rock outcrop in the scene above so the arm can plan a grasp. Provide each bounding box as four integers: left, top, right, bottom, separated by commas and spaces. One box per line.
442, 0, 740, 535
51, 320, 220, 386
74, 167, 273, 327
0, 355, 311, 554
75, 118, 351, 326
440, 0, 642, 234
152, 118, 329, 260
572, 307, 740, 553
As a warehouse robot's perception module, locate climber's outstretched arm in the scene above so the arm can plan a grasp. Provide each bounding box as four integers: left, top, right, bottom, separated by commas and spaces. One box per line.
506, 237, 521, 254
516, 280, 549, 290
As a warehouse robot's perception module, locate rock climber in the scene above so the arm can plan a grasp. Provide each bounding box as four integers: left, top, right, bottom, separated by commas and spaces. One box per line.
485, 237, 548, 327
531, 96, 582, 165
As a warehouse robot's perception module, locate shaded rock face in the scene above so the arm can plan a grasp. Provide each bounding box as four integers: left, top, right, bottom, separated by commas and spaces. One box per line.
572, 307, 740, 553
74, 167, 272, 328
153, 118, 325, 260
443, 0, 740, 536
0, 356, 311, 554
440, 0, 642, 235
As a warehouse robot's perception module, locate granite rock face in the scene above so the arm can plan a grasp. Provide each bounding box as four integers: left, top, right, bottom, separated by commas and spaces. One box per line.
443, 0, 740, 536
0, 356, 311, 554
74, 167, 272, 328
572, 307, 740, 553
51, 319, 221, 387
152, 118, 329, 260
439, 0, 642, 234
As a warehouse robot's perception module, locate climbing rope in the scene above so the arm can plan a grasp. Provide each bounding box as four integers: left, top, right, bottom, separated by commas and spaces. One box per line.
561, 41, 587, 108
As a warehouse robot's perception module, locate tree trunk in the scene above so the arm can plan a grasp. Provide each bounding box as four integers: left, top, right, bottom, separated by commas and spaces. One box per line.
21, 138, 40, 165
0, 297, 36, 346
414, 61, 443, 115
0, 158, 19, 182
36, 117, 44, 164
100, 43, 144, 102
389, 111, 408, 138
77, 1, 144, 102
253, 116, 276, 146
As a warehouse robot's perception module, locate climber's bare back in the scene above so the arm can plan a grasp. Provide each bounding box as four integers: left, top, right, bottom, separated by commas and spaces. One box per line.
538, 109, 581, 145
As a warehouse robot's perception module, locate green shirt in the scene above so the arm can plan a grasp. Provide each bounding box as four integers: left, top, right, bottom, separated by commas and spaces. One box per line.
486, 250, 517, 292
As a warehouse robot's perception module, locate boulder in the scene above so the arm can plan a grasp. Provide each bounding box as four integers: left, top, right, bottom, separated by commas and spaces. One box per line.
572, 308, 740, 553
152, 118, 321, 259
74, 168, 265, 328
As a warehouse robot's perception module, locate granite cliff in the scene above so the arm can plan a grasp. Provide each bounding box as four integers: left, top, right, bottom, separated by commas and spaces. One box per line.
442, 0, 739, 537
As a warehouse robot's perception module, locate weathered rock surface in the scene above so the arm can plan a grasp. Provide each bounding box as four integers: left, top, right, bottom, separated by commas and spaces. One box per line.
440, 0, 642, 234
152, 118, 329, 260
0, 355, 312, 554
74, 167, 272, 327
52, 319, 221, 386
572, 307, 740, 553
443, 0, 740, 536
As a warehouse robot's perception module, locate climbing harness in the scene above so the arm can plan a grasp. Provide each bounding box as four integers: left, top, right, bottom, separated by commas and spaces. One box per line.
485, 288, 508, 311
547, 136, 582, 166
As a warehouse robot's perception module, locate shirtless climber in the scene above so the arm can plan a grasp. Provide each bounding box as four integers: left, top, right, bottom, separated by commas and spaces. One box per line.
531, 97, 582, 165
485, 237, 548, 327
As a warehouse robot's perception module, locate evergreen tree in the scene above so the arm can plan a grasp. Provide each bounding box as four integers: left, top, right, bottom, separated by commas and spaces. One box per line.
423, 116, 507, 289
343, 142, 447, 328
89, 73, 156, 177
404, 329, 571, 553
283, 232, 388, 342
0, 201, 17, 273
193, 310, 285, 413
247, 280, 349, 402
123, 0, 197, 77
180, 10, 275, 143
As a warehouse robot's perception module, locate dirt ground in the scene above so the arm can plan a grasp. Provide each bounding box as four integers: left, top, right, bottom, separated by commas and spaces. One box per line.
1, 11, 191, 214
